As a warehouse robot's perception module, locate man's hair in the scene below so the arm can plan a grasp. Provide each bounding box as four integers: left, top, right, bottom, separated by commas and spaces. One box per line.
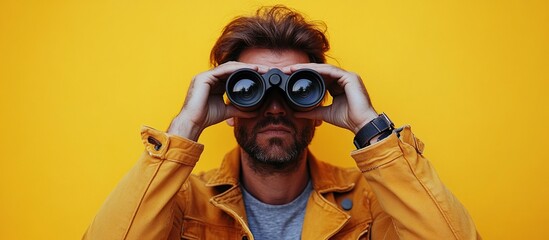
210, 5, 330, 66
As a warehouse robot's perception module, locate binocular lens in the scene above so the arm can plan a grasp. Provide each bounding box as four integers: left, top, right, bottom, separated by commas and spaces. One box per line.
286, 71, 324, 110
226, 71, 264, 109
290, 79, 314, 98
232, 79, 259, 101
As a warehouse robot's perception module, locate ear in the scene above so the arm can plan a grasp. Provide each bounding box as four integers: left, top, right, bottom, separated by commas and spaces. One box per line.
226, 117, 235, 127
314, 119, 322, 127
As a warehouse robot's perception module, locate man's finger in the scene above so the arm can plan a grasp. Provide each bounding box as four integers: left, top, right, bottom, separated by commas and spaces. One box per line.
294, 106, 328, 121
225, 105, 258, 119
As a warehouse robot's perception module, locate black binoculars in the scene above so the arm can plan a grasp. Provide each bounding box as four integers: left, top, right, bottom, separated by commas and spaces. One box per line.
226, 68, 325, 111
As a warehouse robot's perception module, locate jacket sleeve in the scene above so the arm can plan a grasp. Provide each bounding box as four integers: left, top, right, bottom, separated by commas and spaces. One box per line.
351, 125, 481, 240
83, 126, 204, 240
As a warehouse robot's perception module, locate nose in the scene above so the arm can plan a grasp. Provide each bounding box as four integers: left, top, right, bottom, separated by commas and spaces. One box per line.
263, 92, 288, 117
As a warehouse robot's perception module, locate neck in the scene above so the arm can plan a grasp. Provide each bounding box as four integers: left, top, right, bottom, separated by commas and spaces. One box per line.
240, 148, 310, 205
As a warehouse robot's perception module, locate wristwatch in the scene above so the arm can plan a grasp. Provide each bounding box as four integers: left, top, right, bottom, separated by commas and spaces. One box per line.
353, 113, 394, 149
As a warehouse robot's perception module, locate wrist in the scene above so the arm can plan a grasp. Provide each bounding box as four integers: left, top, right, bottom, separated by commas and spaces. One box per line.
167, 116, 203, 141
353, 110, 379, 134
353, 113, 394, 149
368, 129, 393, 145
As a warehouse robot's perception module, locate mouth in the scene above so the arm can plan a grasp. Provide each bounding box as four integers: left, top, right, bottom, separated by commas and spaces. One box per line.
258, 125, 293, 134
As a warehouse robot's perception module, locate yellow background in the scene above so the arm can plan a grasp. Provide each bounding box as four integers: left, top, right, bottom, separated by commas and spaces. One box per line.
1, 0, 547, 239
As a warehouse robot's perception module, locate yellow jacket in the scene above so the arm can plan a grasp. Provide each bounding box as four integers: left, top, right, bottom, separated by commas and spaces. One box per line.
83, 125, 480, 239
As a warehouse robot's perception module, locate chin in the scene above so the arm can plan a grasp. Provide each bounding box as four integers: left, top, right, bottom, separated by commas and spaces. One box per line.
263, 148, 291, 160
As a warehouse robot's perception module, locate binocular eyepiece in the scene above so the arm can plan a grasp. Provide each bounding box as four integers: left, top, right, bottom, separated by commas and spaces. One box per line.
226, 68, 325, 111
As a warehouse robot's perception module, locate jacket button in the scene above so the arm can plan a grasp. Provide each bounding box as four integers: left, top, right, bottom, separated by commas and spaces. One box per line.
341, 198, 353, 211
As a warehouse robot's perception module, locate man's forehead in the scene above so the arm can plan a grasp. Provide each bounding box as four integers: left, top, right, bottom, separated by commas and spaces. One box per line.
237, 48, 310, 68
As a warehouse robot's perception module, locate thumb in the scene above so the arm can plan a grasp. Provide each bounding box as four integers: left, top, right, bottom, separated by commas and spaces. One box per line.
225, 105, 258, 119
294, 106, 328, 121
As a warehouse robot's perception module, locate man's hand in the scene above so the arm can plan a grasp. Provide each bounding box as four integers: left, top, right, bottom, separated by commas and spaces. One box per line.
168, 62, 269, 141
282, 64, 379, 134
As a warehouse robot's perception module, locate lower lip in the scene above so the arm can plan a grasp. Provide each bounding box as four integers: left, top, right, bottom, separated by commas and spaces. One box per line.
259, 130, 290, 136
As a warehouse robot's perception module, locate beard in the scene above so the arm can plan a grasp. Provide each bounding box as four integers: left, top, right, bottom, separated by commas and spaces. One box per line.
235, 116, 315, 174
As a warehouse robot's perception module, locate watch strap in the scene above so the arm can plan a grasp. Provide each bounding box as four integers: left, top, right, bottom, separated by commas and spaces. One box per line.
353, 113, 394, 149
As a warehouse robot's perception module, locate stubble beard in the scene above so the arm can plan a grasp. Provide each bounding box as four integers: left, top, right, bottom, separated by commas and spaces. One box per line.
235, 116, 314, 175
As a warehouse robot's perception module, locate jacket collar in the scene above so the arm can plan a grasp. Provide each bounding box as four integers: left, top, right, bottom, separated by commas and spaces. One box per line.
205, 147, 357, 194
206, 147, 358, 239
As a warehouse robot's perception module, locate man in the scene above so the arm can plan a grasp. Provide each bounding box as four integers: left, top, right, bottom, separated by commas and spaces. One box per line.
84, 5, 480, 240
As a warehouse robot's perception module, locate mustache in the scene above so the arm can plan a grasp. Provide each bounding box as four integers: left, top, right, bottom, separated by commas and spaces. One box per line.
253, 116, 296, 133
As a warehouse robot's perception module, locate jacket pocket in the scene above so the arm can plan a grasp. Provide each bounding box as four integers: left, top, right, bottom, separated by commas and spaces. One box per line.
329, 222, 371, 240
181, 218, 242, 239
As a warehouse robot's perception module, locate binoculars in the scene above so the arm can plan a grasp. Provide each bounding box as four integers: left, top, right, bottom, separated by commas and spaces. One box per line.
226, 68, 326, 111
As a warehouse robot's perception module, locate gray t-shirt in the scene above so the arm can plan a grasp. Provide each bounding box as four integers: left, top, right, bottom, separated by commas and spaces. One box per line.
241, 181, 313, 240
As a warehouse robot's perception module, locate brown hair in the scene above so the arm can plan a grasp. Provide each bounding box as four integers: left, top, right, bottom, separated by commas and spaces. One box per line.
210, 5, 330, 66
